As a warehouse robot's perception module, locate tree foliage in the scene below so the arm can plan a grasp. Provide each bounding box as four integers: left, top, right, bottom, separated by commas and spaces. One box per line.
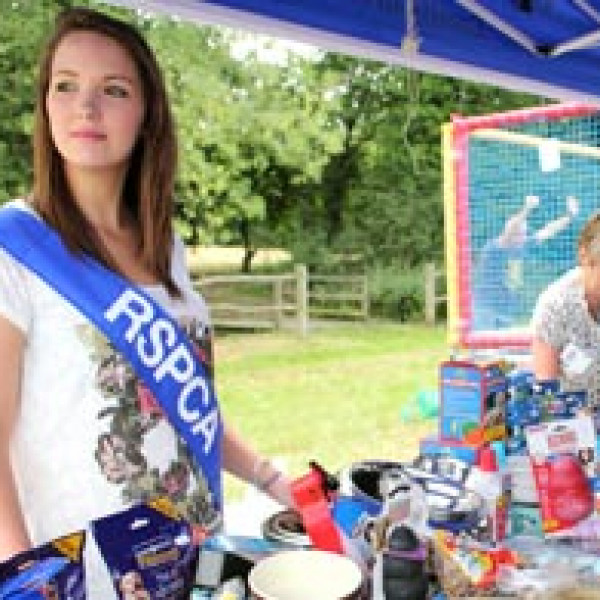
1, 2, 543, 273
339, 67, 540, 267
0, 1, 62, 201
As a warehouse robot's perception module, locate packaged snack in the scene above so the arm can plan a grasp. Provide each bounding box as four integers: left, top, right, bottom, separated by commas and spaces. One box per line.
0, 531, 86, 599
431, 530, 518, 597
91, 498, 197, 600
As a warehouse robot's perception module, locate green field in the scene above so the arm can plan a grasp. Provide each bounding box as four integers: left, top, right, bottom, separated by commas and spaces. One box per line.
214, 321, 449, 500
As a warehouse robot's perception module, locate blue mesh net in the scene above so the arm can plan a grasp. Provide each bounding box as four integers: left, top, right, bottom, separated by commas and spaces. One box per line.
468, 112, 600, 333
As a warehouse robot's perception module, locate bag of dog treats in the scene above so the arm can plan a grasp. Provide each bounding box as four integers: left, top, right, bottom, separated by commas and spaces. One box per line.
91, 498, 198, 600
0, 530, 86, 599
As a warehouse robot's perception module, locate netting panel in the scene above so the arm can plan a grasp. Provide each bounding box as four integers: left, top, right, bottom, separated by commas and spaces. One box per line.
456, 108, 600, 347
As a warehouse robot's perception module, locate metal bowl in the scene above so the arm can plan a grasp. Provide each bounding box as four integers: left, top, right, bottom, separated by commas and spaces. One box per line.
262, 509, 311, 548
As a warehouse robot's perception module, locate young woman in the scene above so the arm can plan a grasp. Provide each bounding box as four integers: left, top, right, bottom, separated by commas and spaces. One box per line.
0, 7, 292, 596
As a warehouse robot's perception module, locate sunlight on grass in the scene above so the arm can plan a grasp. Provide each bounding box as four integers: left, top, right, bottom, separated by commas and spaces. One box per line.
214, 321, 449, 500
187, 245, 292, 274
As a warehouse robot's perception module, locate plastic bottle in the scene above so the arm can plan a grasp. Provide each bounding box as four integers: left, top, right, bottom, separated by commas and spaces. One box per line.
492, 440, 511, 539
465, 444, 505, 542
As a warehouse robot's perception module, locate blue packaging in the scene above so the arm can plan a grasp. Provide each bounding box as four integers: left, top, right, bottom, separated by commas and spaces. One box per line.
419, 436, 480, 465
506, 369, 534, 400
507, 399, 541, 428
532, 379, 560, 422
92, 498, 197, 600
202, 535, 298, 556
506, 399, 531, 426
506, 434, 528, 456
561, 390, 588, 417
332, 495, 381, 537
525, 399, 541, 424
0, 531, 86, 599
439, 360, 507, 443
532, 379, 560, 396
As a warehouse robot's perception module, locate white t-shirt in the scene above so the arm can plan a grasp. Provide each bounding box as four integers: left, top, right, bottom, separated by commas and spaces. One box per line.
531, 267, 600, 407
0, 200, 220, 597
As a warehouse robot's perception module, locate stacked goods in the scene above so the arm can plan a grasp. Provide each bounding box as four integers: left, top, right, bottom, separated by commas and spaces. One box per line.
420, 359, 600, 598
418, 360, 511, 545
505, 371, 596, 539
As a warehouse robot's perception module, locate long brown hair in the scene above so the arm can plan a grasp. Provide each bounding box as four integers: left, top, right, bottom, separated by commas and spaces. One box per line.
32, 7, 179, 295
578, 211, 600, 263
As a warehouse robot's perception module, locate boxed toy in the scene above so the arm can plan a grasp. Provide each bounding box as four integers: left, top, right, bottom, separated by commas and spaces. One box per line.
439, 360, 507, 444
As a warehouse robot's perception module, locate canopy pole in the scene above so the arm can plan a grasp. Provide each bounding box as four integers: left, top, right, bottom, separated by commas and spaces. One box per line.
456, 0, 540, 55
400, 0, 419, 54
572, 0, 600, 25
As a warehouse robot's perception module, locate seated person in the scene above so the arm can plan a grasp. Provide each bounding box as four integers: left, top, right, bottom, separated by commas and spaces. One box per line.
531, 211, 600, 410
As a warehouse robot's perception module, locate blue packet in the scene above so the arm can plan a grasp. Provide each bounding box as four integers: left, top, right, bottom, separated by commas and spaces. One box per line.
202, 534, 298, 559
91, 498, 197, 600
506, 369, 534, 401
0, 531, 86, 599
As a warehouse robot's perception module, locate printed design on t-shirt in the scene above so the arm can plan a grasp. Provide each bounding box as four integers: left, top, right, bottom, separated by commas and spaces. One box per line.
77, 317, 219, 527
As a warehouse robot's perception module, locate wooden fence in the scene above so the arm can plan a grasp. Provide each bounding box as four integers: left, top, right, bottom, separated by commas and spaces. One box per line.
308, 273, 369, 320
196, 262, 445, 331
195, 265, 368, 334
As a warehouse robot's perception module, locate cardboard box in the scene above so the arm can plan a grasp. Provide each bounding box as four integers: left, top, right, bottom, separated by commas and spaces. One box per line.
439, 360, 506, 443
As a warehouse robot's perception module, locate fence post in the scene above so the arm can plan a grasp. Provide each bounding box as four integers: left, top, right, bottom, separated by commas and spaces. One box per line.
295, 264, 308, 335
273, 278, 284, 329
361, 273, 369, 319
424, 262, 436, 325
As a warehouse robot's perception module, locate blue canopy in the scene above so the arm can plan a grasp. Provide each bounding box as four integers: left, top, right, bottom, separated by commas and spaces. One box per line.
108, 0, 600, 101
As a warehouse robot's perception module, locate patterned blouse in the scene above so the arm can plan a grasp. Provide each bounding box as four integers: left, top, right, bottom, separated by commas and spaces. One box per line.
531, 267, 600, 408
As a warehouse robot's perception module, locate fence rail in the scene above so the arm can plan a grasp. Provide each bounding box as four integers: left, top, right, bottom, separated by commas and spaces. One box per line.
308, 273, 368, 319
195, 262, 445, 331
195, 265, 368, 334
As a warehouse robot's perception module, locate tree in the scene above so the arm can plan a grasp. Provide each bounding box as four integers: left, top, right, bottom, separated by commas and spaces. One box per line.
306, 53, 541, 267
150, 23, 344, 270
0, 1, 72, 201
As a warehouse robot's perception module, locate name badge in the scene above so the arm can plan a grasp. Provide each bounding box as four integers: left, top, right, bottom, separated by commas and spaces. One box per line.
561, 343, 594, 378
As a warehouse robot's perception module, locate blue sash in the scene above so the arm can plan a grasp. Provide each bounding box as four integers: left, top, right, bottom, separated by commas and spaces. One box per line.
0, 206, 222, 510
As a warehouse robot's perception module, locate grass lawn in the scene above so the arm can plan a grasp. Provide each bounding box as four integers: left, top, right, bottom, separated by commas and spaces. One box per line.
213, 320, 450, 500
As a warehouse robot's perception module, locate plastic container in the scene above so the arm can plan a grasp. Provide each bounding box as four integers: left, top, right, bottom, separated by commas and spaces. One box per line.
465, 444, 506, 542
248, 549, 363, 600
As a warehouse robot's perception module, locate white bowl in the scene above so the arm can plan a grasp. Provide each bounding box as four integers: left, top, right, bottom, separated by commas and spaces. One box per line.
248, 549, 363, 600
